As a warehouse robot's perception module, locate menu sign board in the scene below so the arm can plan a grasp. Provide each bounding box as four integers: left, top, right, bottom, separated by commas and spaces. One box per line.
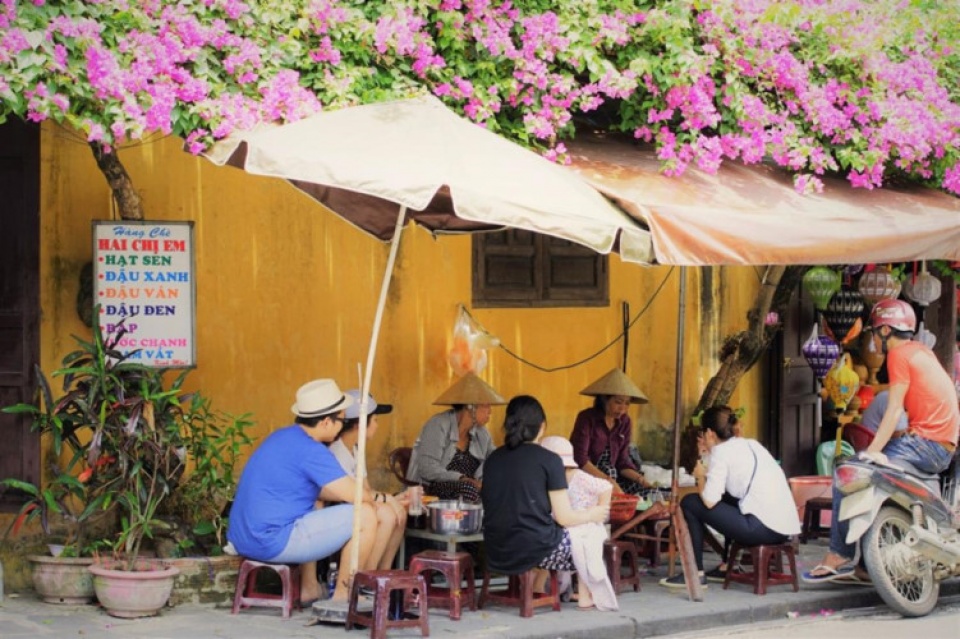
93, 221, 196, 368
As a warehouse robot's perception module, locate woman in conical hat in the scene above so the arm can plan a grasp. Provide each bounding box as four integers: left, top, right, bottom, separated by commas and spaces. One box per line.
569, 368, 653, 496
406, 372, 506, 503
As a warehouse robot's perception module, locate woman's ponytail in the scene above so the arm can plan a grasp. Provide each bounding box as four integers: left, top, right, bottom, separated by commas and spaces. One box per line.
502, 395, 546, 449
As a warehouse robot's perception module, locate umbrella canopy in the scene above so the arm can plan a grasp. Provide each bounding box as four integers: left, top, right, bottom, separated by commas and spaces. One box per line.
204, 96, 656, 592
206, 95, 653, 264
567, 132, 960, 265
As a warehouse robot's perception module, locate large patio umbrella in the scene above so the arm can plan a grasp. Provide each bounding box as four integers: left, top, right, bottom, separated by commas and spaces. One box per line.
205, 95, 653, 583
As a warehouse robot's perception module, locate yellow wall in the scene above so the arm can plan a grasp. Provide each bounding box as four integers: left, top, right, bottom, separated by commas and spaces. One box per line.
34, 123, 764, 492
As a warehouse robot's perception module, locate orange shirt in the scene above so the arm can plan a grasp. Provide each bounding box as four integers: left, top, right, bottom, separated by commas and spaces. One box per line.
887, 341, 960, 446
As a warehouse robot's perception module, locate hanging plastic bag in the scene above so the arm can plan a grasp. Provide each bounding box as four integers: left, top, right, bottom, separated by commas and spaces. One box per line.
447, 308, 498, 376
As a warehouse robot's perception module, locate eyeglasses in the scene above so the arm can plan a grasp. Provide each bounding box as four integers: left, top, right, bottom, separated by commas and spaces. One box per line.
329, 415, 345, 425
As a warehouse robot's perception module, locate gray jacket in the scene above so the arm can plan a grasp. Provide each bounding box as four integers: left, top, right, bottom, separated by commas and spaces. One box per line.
406, 409, 495, 484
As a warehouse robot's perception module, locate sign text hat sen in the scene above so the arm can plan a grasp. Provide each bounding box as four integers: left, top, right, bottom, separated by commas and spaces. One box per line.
291, 379, 354, 417
344, 389, 393, 420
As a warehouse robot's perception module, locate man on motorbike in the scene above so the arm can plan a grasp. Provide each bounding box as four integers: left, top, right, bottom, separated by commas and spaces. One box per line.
803, 298, 960, 583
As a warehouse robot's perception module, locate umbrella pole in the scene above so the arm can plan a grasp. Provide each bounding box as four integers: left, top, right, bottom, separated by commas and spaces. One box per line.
669, 266, 703, 601
349, 206, 408, 581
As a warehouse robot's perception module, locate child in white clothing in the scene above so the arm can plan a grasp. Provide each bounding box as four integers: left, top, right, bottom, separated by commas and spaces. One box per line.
541, 436, 618, 611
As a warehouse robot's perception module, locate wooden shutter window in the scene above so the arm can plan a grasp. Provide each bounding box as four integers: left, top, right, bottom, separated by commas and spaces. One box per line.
472, 230, 608, 308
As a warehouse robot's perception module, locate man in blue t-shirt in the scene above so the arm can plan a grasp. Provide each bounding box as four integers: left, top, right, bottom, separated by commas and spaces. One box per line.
227, 379, 385, 607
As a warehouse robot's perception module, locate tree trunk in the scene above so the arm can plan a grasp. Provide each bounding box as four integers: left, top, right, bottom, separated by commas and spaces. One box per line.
680, 266, 808, 471
931, 274, 957, 375
89, 142, 143, 220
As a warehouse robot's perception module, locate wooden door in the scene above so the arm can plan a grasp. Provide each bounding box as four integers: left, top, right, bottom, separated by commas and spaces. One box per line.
766, 286, 820, 478
0, 119, 41, 511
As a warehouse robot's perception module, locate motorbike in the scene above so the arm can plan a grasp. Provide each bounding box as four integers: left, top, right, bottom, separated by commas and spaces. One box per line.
835, 451, 960, 617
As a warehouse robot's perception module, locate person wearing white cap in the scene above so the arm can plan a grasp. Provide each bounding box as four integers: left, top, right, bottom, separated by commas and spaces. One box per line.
540, 436, 618, 611
328, 389, 409, 572
227, 379, 385, 611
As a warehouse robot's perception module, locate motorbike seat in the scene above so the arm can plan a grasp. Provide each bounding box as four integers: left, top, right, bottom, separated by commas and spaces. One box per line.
878, 458, 943, 495
880, 457, 938, 480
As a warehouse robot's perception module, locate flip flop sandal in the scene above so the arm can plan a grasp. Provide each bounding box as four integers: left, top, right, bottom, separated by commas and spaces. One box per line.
833, 571, 873, 586
576, 604, 596, 611
801, 564, 855, 584
313, 599, 350, 624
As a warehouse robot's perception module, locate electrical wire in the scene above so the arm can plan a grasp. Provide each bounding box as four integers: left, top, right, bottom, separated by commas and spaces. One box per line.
460, 266, 675, 373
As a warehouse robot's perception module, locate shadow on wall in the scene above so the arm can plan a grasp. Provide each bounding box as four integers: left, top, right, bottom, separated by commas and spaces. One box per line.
636, 422, 675, 468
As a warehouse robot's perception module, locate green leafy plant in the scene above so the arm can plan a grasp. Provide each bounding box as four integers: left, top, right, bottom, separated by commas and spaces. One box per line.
2, 313, 255, 569
157, 401, 254, 557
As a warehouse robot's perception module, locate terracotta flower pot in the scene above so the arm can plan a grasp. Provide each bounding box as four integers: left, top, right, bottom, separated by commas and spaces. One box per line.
29, 555, 96, 604
88, 562, 179, 618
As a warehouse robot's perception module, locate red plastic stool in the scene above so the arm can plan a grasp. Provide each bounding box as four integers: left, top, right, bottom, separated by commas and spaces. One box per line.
231, 558, 302, 618
723, 541, 799, 595
479, 567, 560, 618
408, 550, 477, 620
603, 539, 641, 593
345, 569, 430, 639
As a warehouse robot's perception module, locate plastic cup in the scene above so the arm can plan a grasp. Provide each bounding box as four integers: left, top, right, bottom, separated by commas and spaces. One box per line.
408, 485, 424, 516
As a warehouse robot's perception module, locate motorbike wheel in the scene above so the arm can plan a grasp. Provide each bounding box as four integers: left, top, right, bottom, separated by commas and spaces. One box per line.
862, 505, 939, 617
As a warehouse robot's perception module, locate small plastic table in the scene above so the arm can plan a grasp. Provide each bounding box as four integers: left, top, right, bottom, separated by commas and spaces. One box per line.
396, 528, 484, 569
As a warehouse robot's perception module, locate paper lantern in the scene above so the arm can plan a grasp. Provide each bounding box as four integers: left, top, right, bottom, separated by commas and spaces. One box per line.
903, 264, 942, 307
803, 267, 842, 312
802, 325, 841, 380
821, 289, 865, 345
824, 353, 860, 414
858, 267, 901, 306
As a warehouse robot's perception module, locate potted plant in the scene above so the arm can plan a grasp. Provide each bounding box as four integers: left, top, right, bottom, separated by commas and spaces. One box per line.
1, 463, 112, 604
1, 344, 121, 604
4, 314, 254, 614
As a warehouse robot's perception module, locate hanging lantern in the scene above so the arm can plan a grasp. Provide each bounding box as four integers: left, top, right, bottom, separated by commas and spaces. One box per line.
843, 264, 864, 278
802, 325, 842, 380
824, 352, 860, 414
821, 289, 865, 345
858, 266, 901, 306
802, 266, 842, 312
903, 262, 942, 307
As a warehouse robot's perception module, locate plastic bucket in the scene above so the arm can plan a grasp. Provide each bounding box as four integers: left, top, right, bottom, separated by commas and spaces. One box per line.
788, 476, 833, 526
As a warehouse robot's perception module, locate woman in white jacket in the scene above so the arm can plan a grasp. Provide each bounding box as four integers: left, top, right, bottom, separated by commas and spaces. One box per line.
661, 406, 800, 589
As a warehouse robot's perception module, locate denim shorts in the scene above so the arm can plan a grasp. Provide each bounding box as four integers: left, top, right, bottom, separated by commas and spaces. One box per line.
267, 503, 354, 564
883, 434, 954, 475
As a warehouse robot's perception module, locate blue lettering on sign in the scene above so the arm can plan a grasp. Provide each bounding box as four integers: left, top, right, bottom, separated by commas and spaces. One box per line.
112, 226, 145, 238
104, 304, 140, 317
104, 270, 140, 282
144, 305, 176, 316
144, 272, 188, 282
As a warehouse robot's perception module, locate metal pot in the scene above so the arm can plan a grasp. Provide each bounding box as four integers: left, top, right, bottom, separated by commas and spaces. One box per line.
426, 500, 482, 534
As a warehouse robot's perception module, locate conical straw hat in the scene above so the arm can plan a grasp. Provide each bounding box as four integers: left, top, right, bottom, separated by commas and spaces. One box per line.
433, 372, 507, 405
579, 368, 649, 404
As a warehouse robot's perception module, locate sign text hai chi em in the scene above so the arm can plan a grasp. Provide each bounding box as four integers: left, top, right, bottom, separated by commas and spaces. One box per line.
93, 221, 196, 368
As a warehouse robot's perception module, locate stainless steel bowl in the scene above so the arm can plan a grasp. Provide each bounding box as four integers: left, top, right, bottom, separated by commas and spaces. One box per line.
426, 500, 482, 534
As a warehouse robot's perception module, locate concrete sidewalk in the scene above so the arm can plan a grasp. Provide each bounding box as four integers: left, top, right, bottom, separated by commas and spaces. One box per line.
2, 540, 958, 639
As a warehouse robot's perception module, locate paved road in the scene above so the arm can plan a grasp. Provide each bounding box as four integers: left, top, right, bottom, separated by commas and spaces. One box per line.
666, 598, 960, 639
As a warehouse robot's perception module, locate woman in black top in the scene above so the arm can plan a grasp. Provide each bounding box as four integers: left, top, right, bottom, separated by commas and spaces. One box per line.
481, 396, 609, 579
